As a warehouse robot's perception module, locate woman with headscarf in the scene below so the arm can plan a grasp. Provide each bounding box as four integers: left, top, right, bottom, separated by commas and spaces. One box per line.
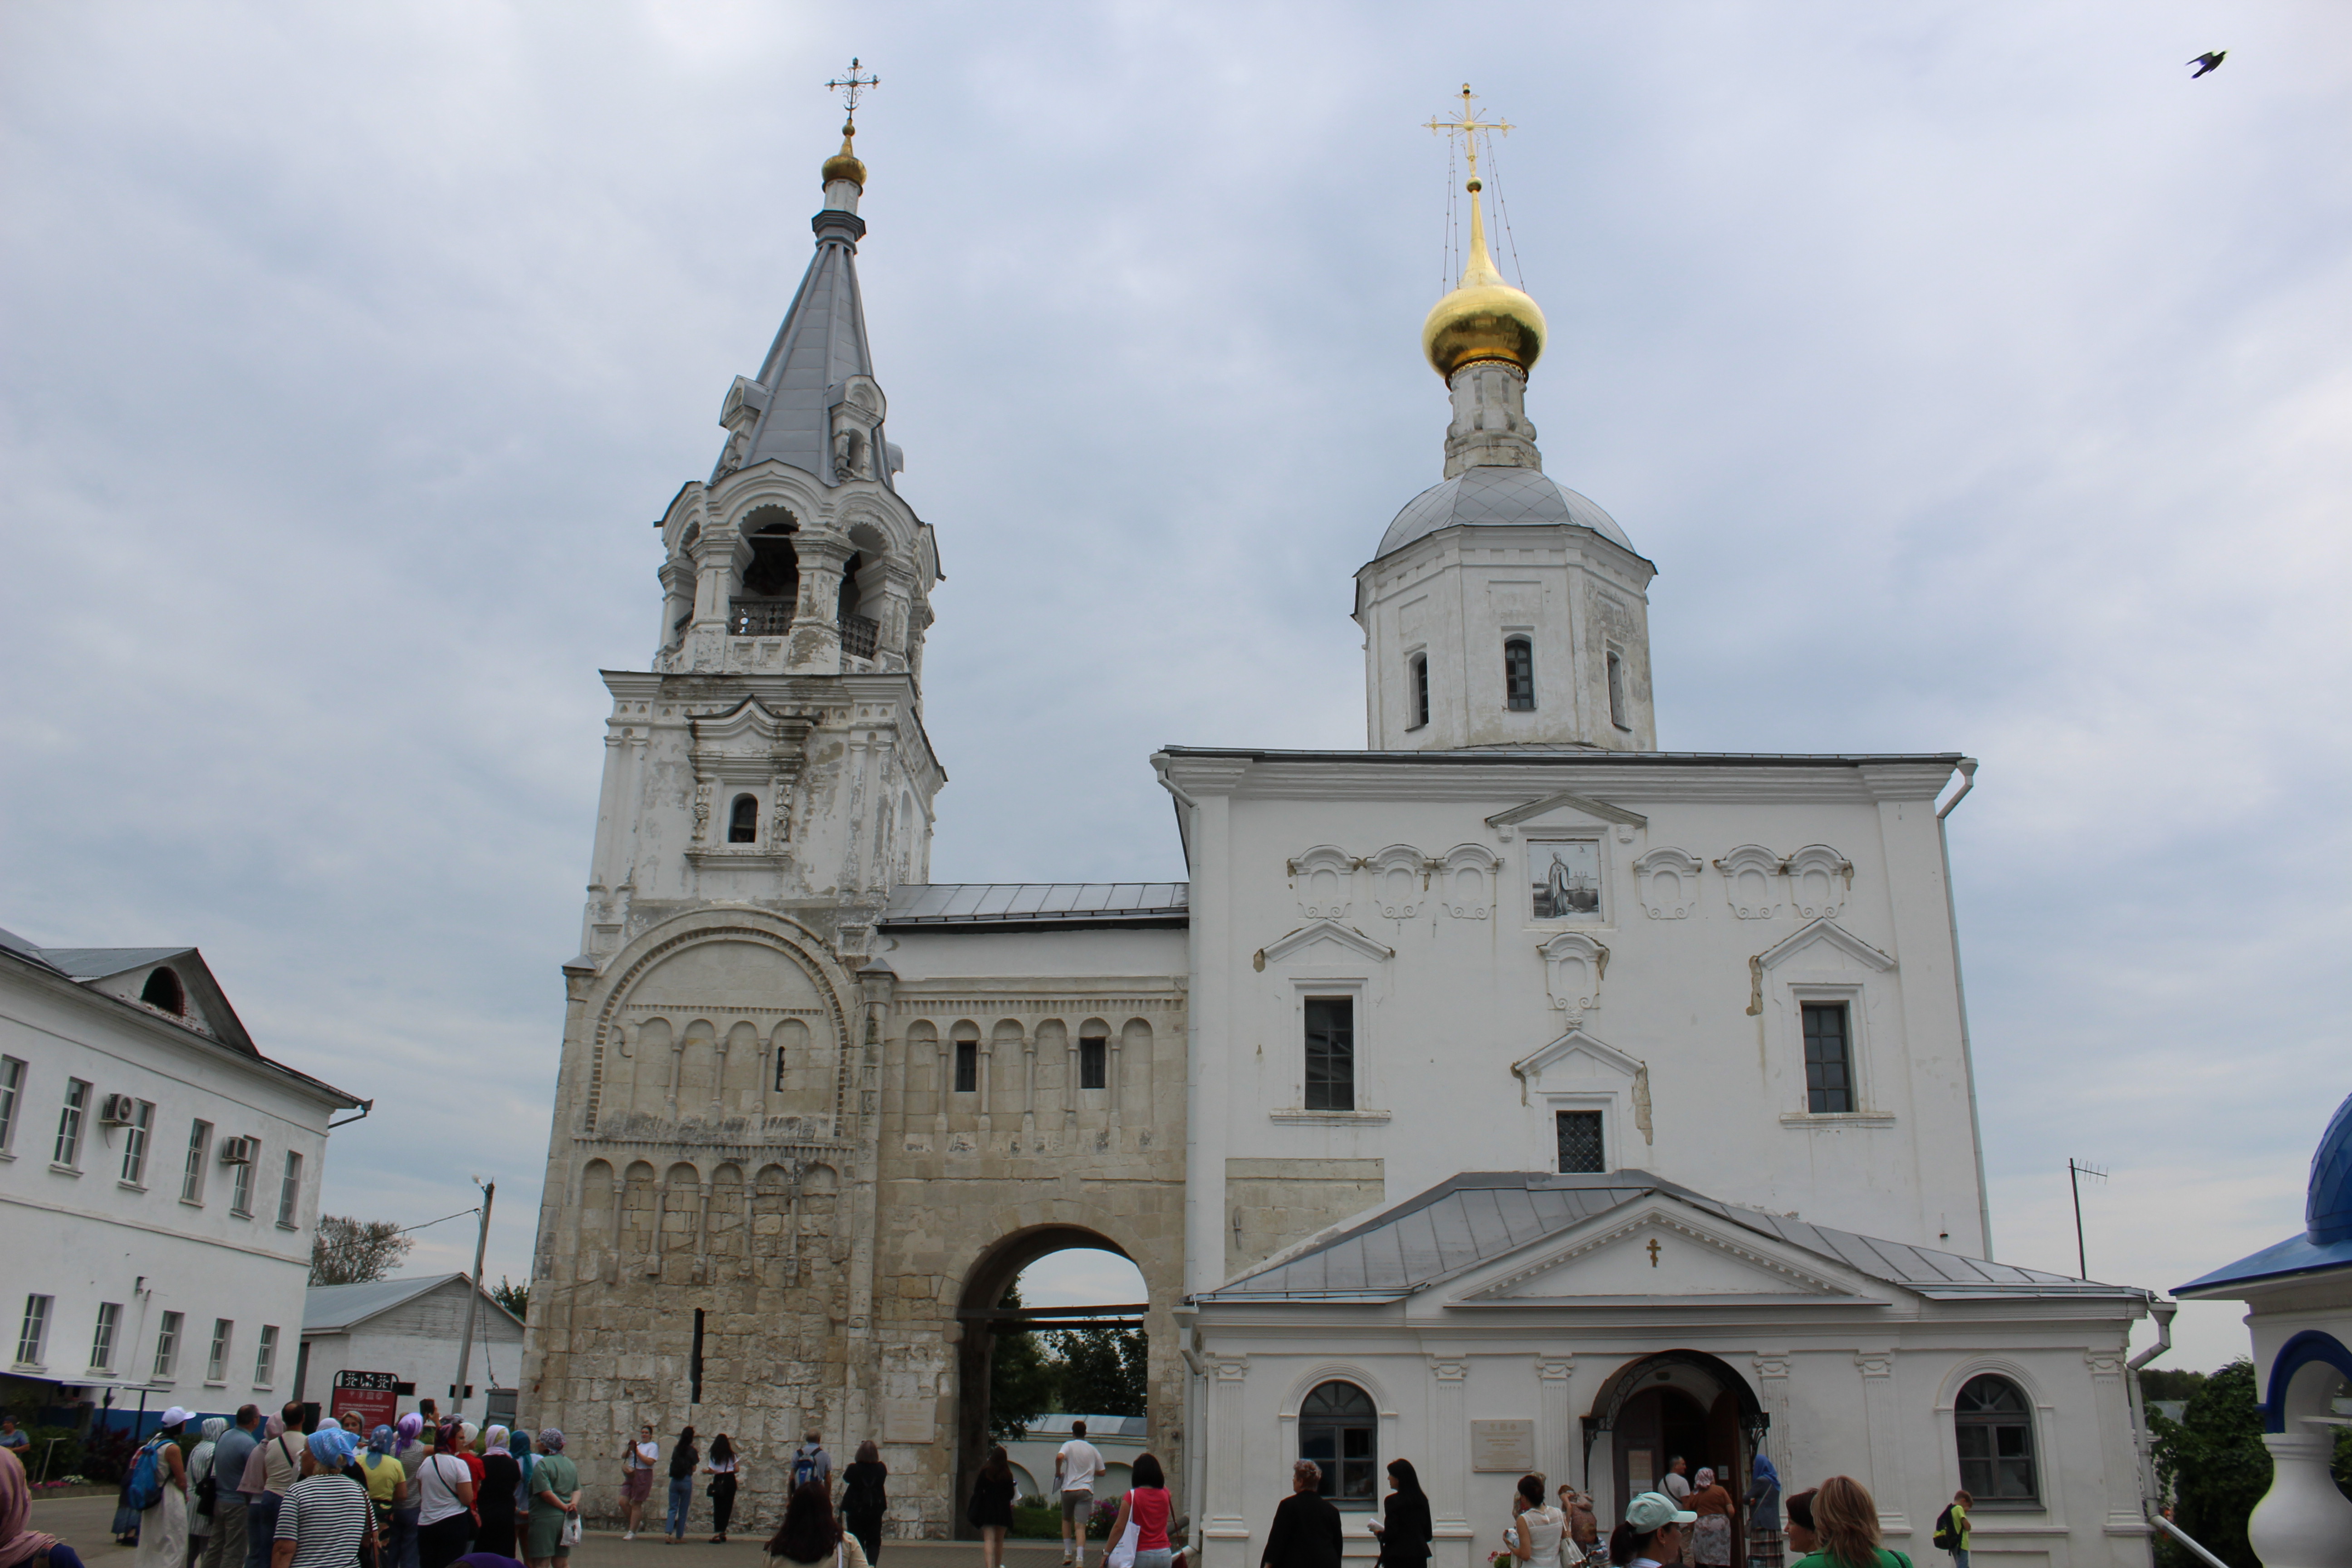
270, 1430, 374, 1568
134, 1411, 192, 1568
508, 1433, 534, 1544
764, 1480, 867, 1568
238, 1415, 294, 1568
387, 1417, 426, 1568
391, 1419, 426, 1474
1685, 1470, 1735, 1568
1743, 1455, 1783, 1568
359, 1428, 408, 1557
454, 1430, 485, 1492
2, 1445, 89, 1568
188, 1419, 229, 1568
473, 1431, 519, 1561
411, 1426, 479, 1568
521, 1433, 579, 1568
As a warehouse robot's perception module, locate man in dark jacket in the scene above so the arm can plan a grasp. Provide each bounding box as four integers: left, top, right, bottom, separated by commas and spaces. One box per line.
1262, 1460, 1343, 1568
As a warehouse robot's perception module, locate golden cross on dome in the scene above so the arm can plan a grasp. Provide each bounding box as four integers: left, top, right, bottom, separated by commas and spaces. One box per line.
1424, 83, 1512, 184
826, 57, 879, 121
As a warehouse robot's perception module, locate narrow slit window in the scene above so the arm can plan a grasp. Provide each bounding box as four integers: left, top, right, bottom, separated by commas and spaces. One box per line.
954, 1039, 978, 1094
1409, 655, 1430, 730
1303, 998, 1355, 1112
1555, 1110, 1605, 1173
277, 1151, 303, 1227
728, 795, 759, 843
53, 1079, 88, 1167
1606, 650, 1629, 730
1078, 1037, 1107, 1091
1504, 638, 1535, 710
690, 1308, 706, 1405
1803, 1002, 1854, 1113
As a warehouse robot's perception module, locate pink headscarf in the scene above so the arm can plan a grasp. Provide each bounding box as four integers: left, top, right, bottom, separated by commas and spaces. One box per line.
240, 1416, 288, 1496
0, 1448, 59, 1568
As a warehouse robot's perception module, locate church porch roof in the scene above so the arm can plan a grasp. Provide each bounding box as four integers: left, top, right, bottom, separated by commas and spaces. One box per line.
881, 882, 1189, 931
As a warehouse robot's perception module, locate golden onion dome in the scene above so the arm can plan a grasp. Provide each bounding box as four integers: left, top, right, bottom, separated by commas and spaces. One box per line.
1422, 176, 1545, 379
821, 121, 867, 188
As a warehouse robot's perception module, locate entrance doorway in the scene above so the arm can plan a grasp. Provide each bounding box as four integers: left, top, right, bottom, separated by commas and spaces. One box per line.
1588, 1352, 1764, 1568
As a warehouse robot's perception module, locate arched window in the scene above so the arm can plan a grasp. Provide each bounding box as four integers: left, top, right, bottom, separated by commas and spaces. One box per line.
141, 968, 185, 1016
1606, 650, 1629, 730
1409, 655, 1430, 730
728, 795, 759, 844
733, 509, 800, 635
1504, 637, 1535, 710
837, 552, 878, 657
1298, 1380, 1377, 1504
1954, 1374, 2038, 1503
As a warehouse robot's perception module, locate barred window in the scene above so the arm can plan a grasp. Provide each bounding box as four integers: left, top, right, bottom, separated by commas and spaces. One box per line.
1304, 998, 1355, 1112
1803, 1003, 1853, 1113
1504, 638, 1535, 710
1079, 1037, 1107, 1091
954, 1039, 977, 1094
1556, 1110, 1605, 1173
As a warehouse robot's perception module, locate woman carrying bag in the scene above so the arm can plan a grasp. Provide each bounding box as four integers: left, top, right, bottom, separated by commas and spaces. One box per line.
1369, 1460, 1431, 1568
965, 1449, 1016, 1568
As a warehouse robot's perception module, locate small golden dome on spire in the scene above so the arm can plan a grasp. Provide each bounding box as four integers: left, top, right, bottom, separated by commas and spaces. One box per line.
821, 119, 867, 188
1422, 176, 1544, 380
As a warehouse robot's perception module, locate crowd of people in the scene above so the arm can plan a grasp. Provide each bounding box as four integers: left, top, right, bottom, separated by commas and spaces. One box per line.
0, 1409, 1986, 1568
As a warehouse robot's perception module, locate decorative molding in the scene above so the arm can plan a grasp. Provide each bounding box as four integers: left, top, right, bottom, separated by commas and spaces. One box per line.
1511, 1025, 1642, 1089
1715, 844, 1784, 919
1630, 846, 1704, 919
1438, 843, 1501, 920
1753, 1356, 1792, 1381
1267, 1108, 1392, 1126
1779, 1112, 1897, 1130
1367, 844, 1429, 918
1467, 1207, 1857, 1302
1785, 844, 1853, 920
1288, 845, 1358, 920
1538, 931, 1610, 1014
1485, 790, 1648, 835
1853, 1352, 1895, 1379
1258, 919, 1396, 967
1756, 917, 1896, 974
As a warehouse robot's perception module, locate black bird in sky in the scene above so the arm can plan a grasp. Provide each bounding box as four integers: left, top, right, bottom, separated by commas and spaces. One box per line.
2188, 50, 2227, 78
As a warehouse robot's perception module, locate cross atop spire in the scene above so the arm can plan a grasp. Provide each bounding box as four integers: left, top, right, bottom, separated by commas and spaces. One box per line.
1424, 83, 1512, 185
827, 57, 879, 122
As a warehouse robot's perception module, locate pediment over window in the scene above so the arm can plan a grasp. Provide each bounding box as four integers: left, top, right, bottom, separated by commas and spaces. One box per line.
1259, 919, 1396, 968
1486, 789, 1647, 841
1756, 917, 1895, 974
689, 696, 813, 751
1455, 1201, 1874, 1306
1512, 1024, 1642, 1090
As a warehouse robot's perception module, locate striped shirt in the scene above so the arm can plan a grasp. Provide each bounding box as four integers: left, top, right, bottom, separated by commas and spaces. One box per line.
275, 1473, 374, 1568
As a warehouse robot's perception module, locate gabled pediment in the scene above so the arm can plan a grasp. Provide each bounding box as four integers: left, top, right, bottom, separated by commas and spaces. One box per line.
1486, 789, 1647, 835
1259, 919, 1395, 967
1757, 916, 1895, 973
1452, 1196, 1879, 1306
1512, 1024, 1641, 1087
690, 696, 811, 749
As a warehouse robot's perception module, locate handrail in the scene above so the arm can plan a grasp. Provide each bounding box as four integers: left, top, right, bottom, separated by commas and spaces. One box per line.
2150, 1514, 2230, 1568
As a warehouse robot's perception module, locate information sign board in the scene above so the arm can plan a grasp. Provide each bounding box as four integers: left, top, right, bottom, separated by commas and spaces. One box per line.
330, 1370, 400, 1431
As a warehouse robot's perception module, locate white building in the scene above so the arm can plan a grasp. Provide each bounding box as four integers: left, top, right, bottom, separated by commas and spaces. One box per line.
1, 926, 365, 1428
522, 116, 2160, 1565
298, 1275, 527, 1429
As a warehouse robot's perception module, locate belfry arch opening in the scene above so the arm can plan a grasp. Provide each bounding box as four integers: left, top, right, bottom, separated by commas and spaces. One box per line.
954, 1226, 1148, 1537
734, 506, 800, 633
1583, 1350, 1768, 1565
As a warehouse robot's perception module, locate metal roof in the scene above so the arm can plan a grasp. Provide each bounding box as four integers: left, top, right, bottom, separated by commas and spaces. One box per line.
718, 202, 893, 490
37, 946, 193, 980
1157, 747, 1967, 769
305, 1274, 524, 1334
1200, 1171, 2119, 1302
881, 882, 1189, 930
1377, 466, 1637, 559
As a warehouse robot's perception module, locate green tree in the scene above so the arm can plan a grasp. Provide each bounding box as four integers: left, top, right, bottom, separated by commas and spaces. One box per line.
309, 1215, 413, 1285
2137, 1368, 2210, 1403
491, 1276, 530, 1321
989, 1283, 1058, 1441
1050, 1326, 1147, 1418
2153, 1360, 2270, 1568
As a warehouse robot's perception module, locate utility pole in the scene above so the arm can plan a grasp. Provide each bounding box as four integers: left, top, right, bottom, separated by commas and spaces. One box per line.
453, 1178, 494, 1422
2068, 1159, 2107, 1279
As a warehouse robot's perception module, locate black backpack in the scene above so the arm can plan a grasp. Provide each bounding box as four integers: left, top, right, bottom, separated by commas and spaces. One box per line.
843, 1467, 884, 1515
1931, 1506, 1959, 1551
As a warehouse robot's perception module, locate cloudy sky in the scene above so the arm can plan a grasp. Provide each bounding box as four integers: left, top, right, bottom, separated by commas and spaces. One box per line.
6, 1, 2349, 1374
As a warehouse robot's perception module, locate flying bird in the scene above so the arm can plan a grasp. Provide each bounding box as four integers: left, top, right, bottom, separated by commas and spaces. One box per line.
2188, 51, 2226, 78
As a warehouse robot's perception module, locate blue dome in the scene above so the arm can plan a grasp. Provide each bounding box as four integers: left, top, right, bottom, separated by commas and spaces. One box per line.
1376, 465, 1638, 559
2308, 1090, 2352, 1243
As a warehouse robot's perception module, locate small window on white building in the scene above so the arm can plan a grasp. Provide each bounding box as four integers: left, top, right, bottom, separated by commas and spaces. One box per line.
0, 1056, 23, 1155
206, 1319, 232, 1383
728, 794, 759, 844
277, 1151, 304, 1227
1606, 650, 1629, 730
53, 1079, 88, 1167
1504, 637, 1535, 710
120, 1100, 155, 1186
15, 1296, 51, 1368
181, 1120, 212, 1203
89, 1302, 121, 1373
1303, 998, 1355, 1112
1556, 1110, 1606, 1173
254, 1325, 279, 1387
1408, 655, 1430, 730
1803, 1003, 1854, 1114
153, 1311, 183, 1380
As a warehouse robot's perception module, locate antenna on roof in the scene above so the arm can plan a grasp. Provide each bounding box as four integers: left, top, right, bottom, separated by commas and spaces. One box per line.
2067, 1158, 2108, 1279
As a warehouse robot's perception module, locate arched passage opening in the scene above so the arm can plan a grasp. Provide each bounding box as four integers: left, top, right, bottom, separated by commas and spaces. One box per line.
1583, 1351, 1767, 1566
954, 1225, 1148, 1538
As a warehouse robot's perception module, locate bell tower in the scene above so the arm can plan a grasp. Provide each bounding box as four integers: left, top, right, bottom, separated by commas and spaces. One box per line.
1353, 87, 1657, 753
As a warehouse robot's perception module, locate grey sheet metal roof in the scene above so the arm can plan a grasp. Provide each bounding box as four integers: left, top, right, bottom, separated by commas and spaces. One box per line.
882, 883, 1189, 930
1200, 1171, 2119, 1302
35, 946, 193, 980
717, 203, 892, 490
1377, 466, 1637, 559
305, 1274, 524, 1334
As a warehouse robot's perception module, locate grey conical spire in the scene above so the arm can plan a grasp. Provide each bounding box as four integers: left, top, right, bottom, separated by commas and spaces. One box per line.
712, 132, 899, 489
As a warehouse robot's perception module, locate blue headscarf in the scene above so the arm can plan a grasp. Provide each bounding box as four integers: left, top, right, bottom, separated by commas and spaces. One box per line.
308, 1428, 359, 1468
1751, 1453, 1781, 1492
363, 1426, 395, 1471
511, 1430, 535, 1508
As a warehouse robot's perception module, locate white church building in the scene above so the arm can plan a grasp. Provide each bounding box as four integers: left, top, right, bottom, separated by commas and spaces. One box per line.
519, 104, 2158, 1568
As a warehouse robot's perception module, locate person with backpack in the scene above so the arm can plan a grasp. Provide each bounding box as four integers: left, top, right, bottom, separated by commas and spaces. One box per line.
1929, 1492, 1969, 1568
664, 1427, 700, 1545
837, 1442, 886, 1565
789, 1434, 831, 1495
130, 1411, 192, 1568
701, 1435, 740, 1545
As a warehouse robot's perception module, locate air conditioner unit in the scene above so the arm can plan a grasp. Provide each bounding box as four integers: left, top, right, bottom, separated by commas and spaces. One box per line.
219, 1137, 257, 1165
99, 1095, 138, 1126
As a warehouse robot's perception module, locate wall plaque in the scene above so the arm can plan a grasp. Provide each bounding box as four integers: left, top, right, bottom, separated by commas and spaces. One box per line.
881, 1397, 935, 1444
1470, 1419, 1535, 1472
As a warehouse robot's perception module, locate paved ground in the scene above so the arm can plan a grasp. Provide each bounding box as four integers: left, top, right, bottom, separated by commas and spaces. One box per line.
32, 1497, 1084, 1568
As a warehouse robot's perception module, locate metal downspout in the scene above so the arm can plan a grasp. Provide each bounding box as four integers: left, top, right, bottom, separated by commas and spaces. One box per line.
2127, 1297, 2177, 1567
1936, 759, 1992, 1258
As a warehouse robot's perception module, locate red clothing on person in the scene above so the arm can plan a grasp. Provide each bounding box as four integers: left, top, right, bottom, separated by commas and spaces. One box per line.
1128, 1487, 1171, 1552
